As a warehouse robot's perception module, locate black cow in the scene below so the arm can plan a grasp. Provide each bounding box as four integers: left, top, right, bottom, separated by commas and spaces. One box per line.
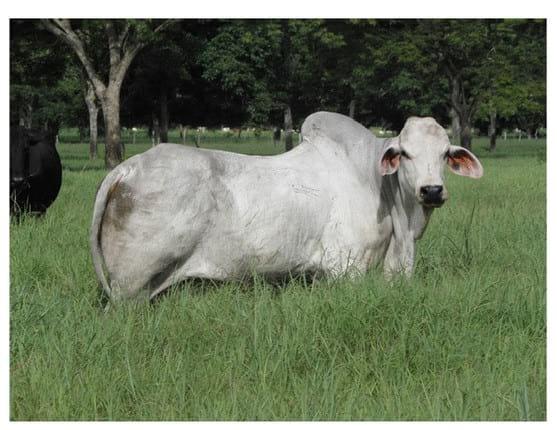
10, 126, 62, 216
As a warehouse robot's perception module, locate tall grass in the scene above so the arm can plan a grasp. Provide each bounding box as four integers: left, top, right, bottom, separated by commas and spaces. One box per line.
10, 137, 545, 420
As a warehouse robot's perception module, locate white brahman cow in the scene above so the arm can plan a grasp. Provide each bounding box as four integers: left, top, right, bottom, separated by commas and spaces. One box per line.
90, 111, 483, 301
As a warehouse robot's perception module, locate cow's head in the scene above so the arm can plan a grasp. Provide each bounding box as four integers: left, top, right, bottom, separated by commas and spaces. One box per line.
379, 117, 483, 208
10, 127, 32, 191
9, 127, 48, 194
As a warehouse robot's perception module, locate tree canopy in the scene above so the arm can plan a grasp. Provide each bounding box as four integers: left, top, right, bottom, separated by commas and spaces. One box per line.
10, 18, 546, 163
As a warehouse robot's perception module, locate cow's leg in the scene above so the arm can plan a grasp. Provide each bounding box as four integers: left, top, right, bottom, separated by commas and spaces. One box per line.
110, 273, 180, 303
317, 246, 371, 280
146, 256, 235, 299
106, 255, 232, 302
106, 253, 197, 302
109, 278, 152, 303
383, 235, 415, 279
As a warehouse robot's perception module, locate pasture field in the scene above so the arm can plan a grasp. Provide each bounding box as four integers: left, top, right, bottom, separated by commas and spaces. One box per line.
10, 135, 546, 420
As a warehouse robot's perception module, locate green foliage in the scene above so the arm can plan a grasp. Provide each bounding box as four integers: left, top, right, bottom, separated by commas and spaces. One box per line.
10, 20, 77, 129
11, 19, 546, 134
200, 20, 282, 124
123, 22, 205, 127
10, 137, 545, 420
475, 20, 546, 130
347, 20, 448, 129
200, 19, 352, 126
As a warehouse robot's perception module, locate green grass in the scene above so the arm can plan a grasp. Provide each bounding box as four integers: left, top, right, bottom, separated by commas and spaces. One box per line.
10, 136, 546, 420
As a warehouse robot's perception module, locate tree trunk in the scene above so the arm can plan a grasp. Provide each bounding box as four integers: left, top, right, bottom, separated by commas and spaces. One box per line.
488, 110, 497, 152
40, 19, 175, 168
159, 87, 169, 142
450, 107, 461, 142
100, 91, 123, 169
151, 112, 160, 146
195, 129, 201, 148
18, 111, 25, 127
178, 124, 184, 144
460, 122, 472, 150
348, 99, 356, 119
273, 127, 281, 146
450, 75, 475, 151
284, 105, 293, 152
85, 82, 99, 159
19, 102, 33, 128
79, 127, 87, 143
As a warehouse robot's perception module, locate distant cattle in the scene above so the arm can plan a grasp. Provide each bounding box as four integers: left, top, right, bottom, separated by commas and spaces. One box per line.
90, 111, 483, 302
10, 126, 62, 216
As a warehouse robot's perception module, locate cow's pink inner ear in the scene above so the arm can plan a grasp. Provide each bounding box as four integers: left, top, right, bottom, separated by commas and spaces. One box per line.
381, 150, 401, 175
447, 153, 470, 171
447, 149, 483, 178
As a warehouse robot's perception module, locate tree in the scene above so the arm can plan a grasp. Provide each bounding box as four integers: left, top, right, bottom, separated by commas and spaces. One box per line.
200, 20, 280, 127
407, 20, 513, 150
274, 19, 346, 145
319, 19, 377, 121
41, 19, 175, 168
11, 18, 545, 155
201, 19, 346, 150
123, 21, 207, 142
343, 20, 448, 131
475, 20, 546, 150
10, 19, 73, 132
84, 80, 99, 158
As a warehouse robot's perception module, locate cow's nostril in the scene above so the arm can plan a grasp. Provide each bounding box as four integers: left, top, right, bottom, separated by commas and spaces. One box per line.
430, 185, 443, 195
421, 185, 443, 196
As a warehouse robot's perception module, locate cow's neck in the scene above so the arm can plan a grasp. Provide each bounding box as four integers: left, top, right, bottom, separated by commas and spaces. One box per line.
378, 174, 433, 276
391, 176, 433, 241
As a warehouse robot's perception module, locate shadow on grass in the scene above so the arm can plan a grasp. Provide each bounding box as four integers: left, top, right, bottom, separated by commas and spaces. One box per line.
96, 272, 325, 310
154, 273, 320, 302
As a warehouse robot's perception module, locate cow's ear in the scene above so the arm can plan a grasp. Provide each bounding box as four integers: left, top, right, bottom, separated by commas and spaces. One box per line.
446, 145, 483, 178
380, 139, 401, 176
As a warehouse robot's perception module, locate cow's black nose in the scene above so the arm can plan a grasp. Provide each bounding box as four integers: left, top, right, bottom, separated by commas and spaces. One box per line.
11, 177, 25, 188
420, 185, 444, 206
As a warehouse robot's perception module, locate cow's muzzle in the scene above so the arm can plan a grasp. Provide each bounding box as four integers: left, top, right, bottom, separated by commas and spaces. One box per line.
419, 185, 446, 208
10, 177, 30, 192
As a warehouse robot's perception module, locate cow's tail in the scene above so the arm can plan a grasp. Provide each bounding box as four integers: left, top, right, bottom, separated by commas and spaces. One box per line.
90, 168, 125, 301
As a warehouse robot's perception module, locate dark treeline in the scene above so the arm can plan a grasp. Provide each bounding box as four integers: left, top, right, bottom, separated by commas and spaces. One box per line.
10, 19, 546, 168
